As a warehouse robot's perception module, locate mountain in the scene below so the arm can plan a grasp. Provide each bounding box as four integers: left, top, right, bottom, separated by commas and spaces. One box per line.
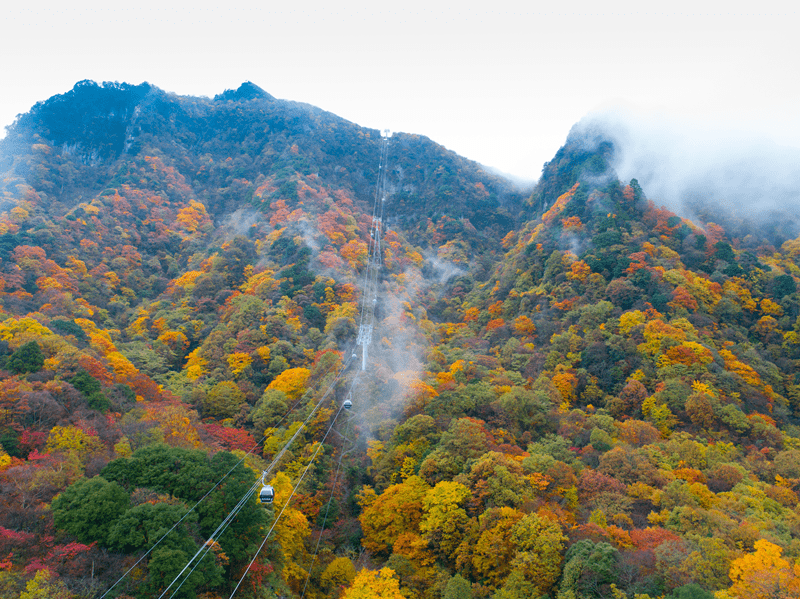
1, 81, 800, 599
1, 80, 523, 231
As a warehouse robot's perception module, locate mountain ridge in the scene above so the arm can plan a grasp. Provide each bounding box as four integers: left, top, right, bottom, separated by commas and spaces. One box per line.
1, 80, 526, 230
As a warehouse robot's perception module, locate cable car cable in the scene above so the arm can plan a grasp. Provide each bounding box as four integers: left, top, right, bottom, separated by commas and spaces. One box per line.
164, 348, 357, 597
163, 351, 356, 598
229, 402, 347, 598
266, 131, 387, 596
259, 355, 350, 480
159, 479, 262, 599
103, 133, 389, 599
298, 413, 354, 599
159, 347, 355, 599
170, 131, 389, 599
99, 346, 356, 598
99, 460, 263, 599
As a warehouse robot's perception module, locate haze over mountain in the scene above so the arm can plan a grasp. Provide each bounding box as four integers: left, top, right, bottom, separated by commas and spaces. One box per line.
571, 106, 800, 237
2, 81, 800, 599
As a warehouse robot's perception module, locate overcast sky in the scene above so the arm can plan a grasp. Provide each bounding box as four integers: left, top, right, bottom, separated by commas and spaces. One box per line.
2, 2, 798, 184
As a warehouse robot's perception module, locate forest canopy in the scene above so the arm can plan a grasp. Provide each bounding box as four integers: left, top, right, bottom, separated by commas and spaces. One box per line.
1, 80, 800, 599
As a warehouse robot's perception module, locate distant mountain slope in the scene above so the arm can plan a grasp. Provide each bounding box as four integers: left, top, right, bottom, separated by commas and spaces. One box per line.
1, 80, 525, 237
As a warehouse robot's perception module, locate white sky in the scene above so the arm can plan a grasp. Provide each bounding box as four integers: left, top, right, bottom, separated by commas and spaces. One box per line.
2, 2, 798, 183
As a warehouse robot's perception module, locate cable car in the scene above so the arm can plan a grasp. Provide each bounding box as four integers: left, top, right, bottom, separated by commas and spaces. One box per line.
343, 398, 353, 410
259, 471, 274, 505
260, 484, 274, 505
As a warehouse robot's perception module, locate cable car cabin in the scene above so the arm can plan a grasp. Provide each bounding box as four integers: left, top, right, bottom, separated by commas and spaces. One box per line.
260, 484, 274, 505
343, 399, 353, 410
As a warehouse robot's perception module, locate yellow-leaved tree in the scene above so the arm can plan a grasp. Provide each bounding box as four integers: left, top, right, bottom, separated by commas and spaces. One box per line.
358, 475, 430, 555
420, 481, 470, 562
269, 472, 311, 594
227, 352, 253, 376
717, 539, 800, 599
321, 557, 356, 597
508, 512, 567, 596
46, 425, 103, 464
470, 507, 524, 588
267, 367, 311, 400
342, 568, 404, 599
20, 569, 71, 599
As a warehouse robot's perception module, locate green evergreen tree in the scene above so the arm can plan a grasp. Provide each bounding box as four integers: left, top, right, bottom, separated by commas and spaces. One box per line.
51, 476, 129, 545
70, 369, 110, 412
6, 341, 44, 374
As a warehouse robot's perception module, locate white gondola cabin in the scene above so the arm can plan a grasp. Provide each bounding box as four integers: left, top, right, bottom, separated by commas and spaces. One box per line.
260, 484, 274, 505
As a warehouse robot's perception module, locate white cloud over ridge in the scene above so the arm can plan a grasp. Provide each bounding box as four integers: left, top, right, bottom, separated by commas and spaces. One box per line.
571, 105, 800, 229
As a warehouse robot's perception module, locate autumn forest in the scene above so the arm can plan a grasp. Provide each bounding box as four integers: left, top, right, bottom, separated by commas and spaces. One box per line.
1, 80, 800, 599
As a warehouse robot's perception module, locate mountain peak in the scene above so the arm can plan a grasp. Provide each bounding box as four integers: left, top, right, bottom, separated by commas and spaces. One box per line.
529, 124, 616, 211
214, 81, 274, 103
3, 80, 154, 163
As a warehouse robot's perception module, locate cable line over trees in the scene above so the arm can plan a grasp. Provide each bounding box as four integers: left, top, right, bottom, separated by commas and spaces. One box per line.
230, 400, 351, 598
133, 349, 358, 598
152, 131, 394, 598
356, 130, 392, 370
89, 127, 393, 598
225, 130, 392, 596
91, 344, 357, 598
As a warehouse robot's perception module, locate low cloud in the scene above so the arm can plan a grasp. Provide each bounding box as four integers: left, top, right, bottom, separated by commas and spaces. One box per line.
570, 105, 800, 236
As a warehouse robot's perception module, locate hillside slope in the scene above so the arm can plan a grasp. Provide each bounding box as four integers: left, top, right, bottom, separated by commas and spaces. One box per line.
1, 82, 800, 599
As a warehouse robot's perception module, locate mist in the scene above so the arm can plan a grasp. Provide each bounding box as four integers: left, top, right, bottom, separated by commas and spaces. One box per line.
570, 105, 800, 237
352, 249, 464, 436
215, 208, 262, 239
